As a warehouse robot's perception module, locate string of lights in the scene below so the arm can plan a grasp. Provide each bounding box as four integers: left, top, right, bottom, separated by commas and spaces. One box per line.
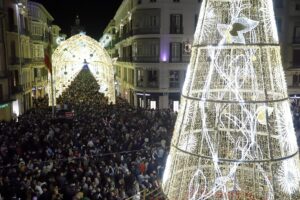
50, 33, 116, 106
163, 0, 300, 199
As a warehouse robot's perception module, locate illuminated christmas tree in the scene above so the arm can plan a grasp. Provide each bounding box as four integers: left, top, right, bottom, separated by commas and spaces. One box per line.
162, 0, 300, 199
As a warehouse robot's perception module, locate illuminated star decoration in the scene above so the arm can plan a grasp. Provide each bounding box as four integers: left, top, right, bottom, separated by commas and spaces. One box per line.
217, 17, 259, 44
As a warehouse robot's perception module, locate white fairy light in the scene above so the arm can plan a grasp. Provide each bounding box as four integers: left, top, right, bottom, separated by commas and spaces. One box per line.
278, 159, 300, 195
179, 134, 197, 153
163, 0, 300, 199
256, 106, 274, 125
51, 34, 116, 106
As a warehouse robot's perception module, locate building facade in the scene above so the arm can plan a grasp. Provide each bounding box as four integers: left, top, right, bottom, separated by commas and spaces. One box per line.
4, 0, 32, 119
0, 0, 59, 121
28, 1, 55, 100
0, 0, 14, 121
101, 0, 201, 111
102, 0, 300, 110
276, 0, 300, 101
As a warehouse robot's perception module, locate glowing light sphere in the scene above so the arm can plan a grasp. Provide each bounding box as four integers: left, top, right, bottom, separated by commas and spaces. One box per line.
50, 34, 116, 106
163, 0, 300, 199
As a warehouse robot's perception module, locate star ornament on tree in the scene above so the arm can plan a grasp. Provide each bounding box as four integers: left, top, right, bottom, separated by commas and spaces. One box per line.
217, 17, 259, 44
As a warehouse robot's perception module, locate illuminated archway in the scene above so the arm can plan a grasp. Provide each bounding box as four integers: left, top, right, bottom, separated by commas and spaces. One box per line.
50, 34, 115, 106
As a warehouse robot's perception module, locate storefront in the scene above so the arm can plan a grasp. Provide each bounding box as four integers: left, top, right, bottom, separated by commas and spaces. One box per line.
169, 93, 181, 112
136, 92, 160, 109
0, 102, 13, 121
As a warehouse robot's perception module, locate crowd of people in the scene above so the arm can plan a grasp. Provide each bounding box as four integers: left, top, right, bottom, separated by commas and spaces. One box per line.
0, 69, 176, 200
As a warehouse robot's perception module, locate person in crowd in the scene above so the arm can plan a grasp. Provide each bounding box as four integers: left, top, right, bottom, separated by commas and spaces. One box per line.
0, 69, 176, 200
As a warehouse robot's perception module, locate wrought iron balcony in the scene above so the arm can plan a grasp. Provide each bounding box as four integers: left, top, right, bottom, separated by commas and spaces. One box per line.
133, 27, 160, 35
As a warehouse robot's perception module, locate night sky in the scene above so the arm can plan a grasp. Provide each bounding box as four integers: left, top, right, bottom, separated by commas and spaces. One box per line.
32, 0, 124, 40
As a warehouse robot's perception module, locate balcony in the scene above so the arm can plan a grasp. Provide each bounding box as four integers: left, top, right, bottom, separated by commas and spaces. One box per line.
170, 55, 190, 63
170, 27, 184, 34
9, 57, 32, 65
133, 27, 160, 35
34, 76, 48, 82
170, 82, 180, 88
136, 80, 159, 89
31, 34, 44, 41
31, 58, 44, 64
147, 81, 158, 88
121, 31, 133, 40
118, 57, 133, 62
132, 56, 159, 63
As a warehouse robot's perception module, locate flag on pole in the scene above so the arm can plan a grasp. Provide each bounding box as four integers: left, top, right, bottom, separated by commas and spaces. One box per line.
44, 44, 52, 74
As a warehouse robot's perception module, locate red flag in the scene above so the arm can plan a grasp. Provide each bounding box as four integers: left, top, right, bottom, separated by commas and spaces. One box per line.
44, 45, 52, 74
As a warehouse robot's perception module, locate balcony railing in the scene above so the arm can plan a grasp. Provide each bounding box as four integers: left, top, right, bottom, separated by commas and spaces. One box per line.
132, 56, 159, 63
170, 55, 190, 63
136, 80, 159, 88
31, 58, 44, 63
170, 27, 184, 34
31, 35, 44, 41
170, 82, 180, 88
118, 57, 133, 62
132, 27, 160, 35
147, 81, 158, 88
121, 31, 133, 40
9, 57, 32, 65
34, 76, 48, 83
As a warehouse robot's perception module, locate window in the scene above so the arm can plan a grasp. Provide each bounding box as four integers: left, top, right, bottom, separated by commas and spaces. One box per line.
149, 16, 158, 27
169, 70, 180, 88
8, 8, 15, 32
170, 42, 182, 62
148, 70, 158, 87
150, 43, 159, 57
170, 14, 183, 34
123, 68, 128, 82
173, 0, 180, 2
293, 75, 300, 86
293, 49, 300, 67
294, 27, 300, 43
275, 18, 282, 33
137, 69, 144, 87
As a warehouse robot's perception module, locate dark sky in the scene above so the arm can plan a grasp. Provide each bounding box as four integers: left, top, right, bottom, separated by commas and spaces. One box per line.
32, 0, 123, 40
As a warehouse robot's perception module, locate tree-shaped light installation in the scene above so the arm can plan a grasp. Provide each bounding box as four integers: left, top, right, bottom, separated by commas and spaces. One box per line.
51, 34, 115, 106
162, 0, 300, 199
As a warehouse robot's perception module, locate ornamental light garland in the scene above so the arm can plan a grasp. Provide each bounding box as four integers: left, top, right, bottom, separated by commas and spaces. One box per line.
163, 0, 300, 199
50, 34, 116, 106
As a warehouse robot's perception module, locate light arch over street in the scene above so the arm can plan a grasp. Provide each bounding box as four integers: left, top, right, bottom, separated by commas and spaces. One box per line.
50, 33, 116, 106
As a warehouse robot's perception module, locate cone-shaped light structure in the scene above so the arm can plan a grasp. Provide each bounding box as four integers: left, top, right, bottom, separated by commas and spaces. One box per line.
163, 0, 300, 199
